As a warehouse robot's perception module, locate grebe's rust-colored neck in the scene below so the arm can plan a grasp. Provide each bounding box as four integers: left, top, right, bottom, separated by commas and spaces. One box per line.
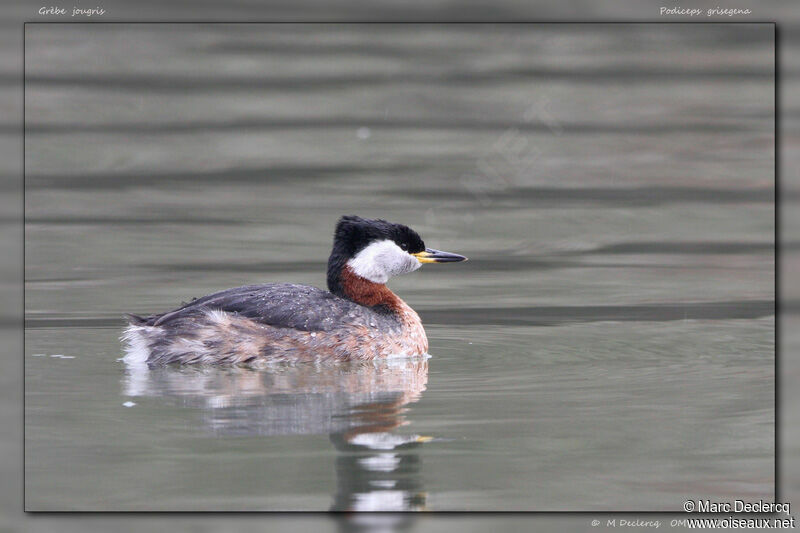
339, 266, 402, 310
339, 265, 428, 354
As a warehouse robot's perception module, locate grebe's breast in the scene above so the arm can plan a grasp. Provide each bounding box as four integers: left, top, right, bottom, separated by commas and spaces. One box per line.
387, 297, 428, 356
123, 283, 428, 365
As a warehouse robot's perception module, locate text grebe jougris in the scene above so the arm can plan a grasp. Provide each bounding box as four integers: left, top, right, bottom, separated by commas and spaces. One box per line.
122, 216, 467, 365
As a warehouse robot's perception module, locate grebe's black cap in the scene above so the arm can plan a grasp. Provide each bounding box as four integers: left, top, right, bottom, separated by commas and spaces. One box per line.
333, 215, 426, 256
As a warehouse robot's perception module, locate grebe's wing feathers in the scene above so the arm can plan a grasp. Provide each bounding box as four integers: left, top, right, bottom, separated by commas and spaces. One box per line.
140, 283, 375, 332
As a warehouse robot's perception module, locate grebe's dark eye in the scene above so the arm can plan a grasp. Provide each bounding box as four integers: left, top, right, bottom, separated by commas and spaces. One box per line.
400, 242, 408, 250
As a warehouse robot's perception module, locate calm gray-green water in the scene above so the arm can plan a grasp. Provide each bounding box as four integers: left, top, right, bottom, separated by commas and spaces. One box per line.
24, 24, 774, 511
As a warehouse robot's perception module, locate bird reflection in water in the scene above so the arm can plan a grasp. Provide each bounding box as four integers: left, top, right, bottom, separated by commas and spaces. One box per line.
122, 356, 430, 515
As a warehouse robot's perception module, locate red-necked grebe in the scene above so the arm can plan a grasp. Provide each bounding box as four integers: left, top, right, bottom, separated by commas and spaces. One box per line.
122, 215, 467, 365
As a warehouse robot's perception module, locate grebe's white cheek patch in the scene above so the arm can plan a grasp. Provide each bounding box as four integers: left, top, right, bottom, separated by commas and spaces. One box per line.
347, 239, 419, 283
